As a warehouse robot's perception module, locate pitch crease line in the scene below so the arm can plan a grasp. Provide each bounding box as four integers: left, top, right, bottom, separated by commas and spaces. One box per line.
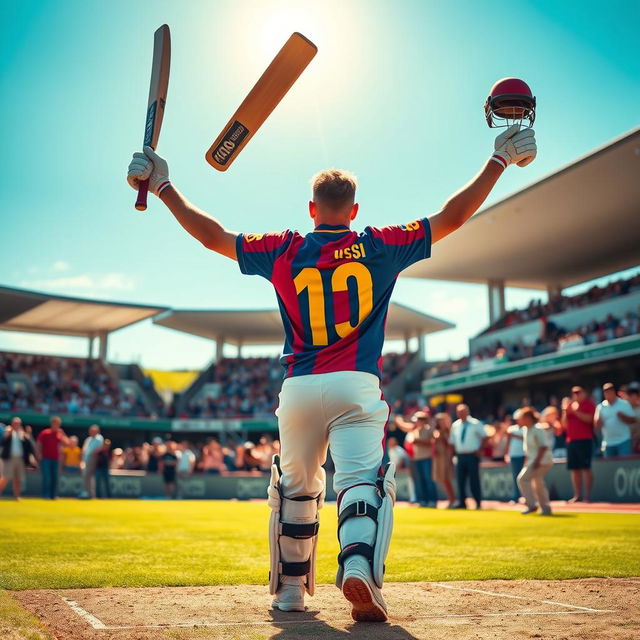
74, 610, 606, 631
59, 596, 107, 630
431, 583, 612, 613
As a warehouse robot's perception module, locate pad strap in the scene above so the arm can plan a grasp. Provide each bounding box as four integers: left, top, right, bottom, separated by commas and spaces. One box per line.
338, 542, 374, 567
337, 500, 378, 535
281, 522, 319, 539
281, 560, 311, 577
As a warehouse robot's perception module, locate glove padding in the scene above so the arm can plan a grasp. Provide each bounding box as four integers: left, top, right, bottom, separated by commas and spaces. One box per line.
127, 146, 170, 196
492, 124, 537, 169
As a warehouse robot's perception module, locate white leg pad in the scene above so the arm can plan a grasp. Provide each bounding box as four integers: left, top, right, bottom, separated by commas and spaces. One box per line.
336, 463, 396, 589
268, 458, 324, 596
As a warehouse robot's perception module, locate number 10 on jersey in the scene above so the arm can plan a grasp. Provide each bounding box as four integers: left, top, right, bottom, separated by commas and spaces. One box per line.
294, 263, 373, 346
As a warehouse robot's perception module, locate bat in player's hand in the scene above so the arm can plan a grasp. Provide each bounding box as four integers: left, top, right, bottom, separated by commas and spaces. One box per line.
205, 32, 317, 171
135, 24, 171, 211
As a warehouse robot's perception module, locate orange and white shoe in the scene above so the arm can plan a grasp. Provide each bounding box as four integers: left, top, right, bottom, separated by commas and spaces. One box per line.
341, 556, 388, 622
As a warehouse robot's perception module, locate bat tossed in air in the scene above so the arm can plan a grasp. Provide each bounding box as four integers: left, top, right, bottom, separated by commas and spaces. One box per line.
135, 24, 171, 211
205, 32, 317, 171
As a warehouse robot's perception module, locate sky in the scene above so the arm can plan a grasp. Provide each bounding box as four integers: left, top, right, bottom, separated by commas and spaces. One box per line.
1, 0, 639, 369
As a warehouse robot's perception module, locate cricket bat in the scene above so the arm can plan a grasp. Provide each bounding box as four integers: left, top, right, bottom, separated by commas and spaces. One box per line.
205, 32, 317, 171
135, 24, 171, 211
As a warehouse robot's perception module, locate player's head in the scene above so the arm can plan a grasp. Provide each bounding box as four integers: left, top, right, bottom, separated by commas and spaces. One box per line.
309, 169, 359, 225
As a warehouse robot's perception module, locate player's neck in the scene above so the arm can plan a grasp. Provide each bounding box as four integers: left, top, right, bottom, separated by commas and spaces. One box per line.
313, 217, 351, 229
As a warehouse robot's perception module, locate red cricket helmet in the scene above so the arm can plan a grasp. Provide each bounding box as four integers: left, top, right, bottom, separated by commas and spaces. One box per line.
485, 78, 536, 127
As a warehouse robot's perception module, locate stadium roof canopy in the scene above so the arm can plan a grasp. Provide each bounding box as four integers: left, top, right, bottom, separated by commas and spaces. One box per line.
0, 285, 167, 338
153, 302, 454, 346
402, 127, 640, 290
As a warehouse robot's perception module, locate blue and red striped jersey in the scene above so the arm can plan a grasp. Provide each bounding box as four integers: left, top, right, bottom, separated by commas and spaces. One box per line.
236, 218, 431, 379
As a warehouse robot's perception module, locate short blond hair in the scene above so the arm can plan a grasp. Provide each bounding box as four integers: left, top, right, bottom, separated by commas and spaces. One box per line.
311, 169, 357, 212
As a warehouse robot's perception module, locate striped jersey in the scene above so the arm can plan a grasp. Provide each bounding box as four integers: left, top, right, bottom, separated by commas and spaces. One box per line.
236, 218, 431, 379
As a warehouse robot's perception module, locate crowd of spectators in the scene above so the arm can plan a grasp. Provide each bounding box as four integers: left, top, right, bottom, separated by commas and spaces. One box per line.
0, 352, 147, 417
387, 379, 640, 511
178, 357, 282, 419
480, 272, 640, 335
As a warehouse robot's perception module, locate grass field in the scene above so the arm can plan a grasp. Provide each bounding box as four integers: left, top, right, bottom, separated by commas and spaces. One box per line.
1, 499, 639, 591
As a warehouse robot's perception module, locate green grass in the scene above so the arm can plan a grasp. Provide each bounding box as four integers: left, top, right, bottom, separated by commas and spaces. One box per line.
0, 500, 638, 590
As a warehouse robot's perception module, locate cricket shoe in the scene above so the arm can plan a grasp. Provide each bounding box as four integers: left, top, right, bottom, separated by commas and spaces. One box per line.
341, 556, 388, 622
271, 576, 305, 612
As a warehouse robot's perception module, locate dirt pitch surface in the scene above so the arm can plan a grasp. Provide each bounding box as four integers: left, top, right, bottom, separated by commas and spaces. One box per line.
14, 578, 640, 640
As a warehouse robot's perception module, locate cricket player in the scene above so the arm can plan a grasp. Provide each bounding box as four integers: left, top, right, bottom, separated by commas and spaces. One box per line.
127, 124, 536, 622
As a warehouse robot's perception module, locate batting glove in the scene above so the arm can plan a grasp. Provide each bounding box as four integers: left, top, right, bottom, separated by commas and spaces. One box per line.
491, 124, 537, 169
126, 146, 171, 196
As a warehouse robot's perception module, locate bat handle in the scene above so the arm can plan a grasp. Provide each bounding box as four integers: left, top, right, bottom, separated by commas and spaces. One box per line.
135, 179, 150, 211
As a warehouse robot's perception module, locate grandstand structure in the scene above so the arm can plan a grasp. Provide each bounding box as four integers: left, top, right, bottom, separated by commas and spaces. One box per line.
410, 127, 640, 415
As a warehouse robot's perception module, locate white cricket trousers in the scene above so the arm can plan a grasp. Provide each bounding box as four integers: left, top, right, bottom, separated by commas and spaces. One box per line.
275, 371, 389, 497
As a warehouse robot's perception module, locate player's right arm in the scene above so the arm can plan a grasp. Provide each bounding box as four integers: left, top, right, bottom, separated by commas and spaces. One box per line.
429, 125, 537, 244
127, 147, 238, 260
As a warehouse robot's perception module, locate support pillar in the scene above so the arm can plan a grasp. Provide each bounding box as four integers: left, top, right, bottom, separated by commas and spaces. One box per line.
404, 335, 411, 354
98, 332, 109, 362
487, 279, 506, 325
237, 341, 244, 358
87, 336, 94, 359
417, 333, 426, 361
547, 283, 563, 300
215, 337, 225, 363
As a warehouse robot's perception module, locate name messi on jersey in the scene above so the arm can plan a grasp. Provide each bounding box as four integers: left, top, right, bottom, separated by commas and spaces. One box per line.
334, 242, 367, 261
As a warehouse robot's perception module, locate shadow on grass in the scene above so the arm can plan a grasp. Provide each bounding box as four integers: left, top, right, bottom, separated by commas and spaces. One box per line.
269, 608, 420, 639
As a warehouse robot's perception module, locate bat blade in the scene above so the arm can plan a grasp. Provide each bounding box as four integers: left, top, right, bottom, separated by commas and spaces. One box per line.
135, 24, 171, 211
205, 32, 317, 172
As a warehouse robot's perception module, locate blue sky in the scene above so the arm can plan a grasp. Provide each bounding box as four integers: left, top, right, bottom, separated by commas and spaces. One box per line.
1, 0, 639, 369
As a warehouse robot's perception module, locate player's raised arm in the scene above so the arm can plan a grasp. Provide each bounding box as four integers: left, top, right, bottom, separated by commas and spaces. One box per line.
127, 147, 238, 260
428, 125, 537, 244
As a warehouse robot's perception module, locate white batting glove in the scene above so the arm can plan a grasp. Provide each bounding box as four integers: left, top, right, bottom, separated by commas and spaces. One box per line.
126, 146, 171, 196
491, 124, 537, 169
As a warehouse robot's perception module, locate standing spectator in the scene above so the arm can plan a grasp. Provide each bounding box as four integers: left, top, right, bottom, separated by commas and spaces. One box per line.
561, 386, 596, 503
505, 420, 525, 503
595, 382, 635, 457
80, 424, 104, 499
431, 413, 456, 507
516, 407, 554, 515
146, 437, 165, 473
160, 440, 179, 498
0, 417, 37, 499
450, 404, 487, 509
62, 436, 82, 473
95, 439, 112, 499
0, 422, 4, 482
625, 385, 640, 453
36, 416, 67, 499
176, 440, 196, 499
395, 411, 437, 507
386, 437, 409, 471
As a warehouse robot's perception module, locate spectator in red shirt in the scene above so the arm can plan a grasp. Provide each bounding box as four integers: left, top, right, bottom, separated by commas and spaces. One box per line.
561, 387, 596, 503
36, 416, 67, 499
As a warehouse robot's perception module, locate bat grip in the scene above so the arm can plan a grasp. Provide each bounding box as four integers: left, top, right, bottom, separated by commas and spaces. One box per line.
135, 179, 150, 211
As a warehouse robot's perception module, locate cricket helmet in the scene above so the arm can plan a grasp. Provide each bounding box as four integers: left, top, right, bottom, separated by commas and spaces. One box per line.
485, 77, 536, 127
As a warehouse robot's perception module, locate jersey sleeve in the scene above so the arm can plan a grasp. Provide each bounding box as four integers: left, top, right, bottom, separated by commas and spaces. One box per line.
236, 230, 293, 280
366, 217, 432, 272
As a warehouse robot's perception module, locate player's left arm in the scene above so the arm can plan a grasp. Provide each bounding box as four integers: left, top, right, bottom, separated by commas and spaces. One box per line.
127, 147, 238, 260
429, 125, 537, 244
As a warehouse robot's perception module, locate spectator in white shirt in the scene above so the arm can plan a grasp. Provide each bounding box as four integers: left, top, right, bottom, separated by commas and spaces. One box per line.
450, 404, 487, 509
80, 424, 104, 499
505, 419, 525, 503
386, 437, 409, 471
516, 407, 554, 515
595, 383, 635, 457
176, 440, 196, 499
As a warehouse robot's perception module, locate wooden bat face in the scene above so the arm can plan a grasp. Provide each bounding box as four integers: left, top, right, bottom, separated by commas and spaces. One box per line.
135, 24, 170, 212
205, 32, 317, 172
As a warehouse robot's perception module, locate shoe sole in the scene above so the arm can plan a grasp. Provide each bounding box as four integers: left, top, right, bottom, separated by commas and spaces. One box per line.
342, 576, 388, 622
271, 601, 305, 612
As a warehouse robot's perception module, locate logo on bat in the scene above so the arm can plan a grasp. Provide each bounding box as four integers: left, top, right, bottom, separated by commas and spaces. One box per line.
212, 121, 250, 165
